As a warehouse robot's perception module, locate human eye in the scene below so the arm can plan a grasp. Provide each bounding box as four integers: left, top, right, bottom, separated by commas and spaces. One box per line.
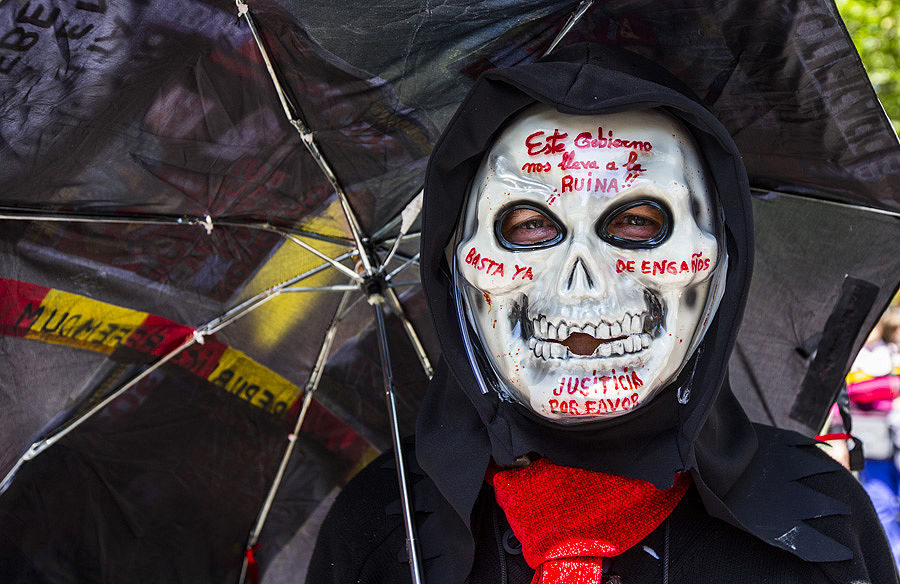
496, 204, 564, 248
598, 201, 670, 248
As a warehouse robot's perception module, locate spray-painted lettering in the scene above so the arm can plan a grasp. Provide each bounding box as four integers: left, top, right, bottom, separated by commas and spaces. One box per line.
464, 247, 505, 277
573, 128, 653, 151
561, 174, 619, 194
521, 162, 552, 173
613, 252, 711, 275
525, 129, 568, 156
513, 265, 534, 280
554, 368, 644, 396
548, 392, 640, 415
616, 259, 636, 273
624, 151, 647, 183
557, 150, 599, 170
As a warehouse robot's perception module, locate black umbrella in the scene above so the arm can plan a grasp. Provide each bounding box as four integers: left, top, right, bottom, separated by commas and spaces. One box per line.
0, 0, 897, 582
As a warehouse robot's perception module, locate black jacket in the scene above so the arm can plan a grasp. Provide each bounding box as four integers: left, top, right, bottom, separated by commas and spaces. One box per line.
307, 432, 894, 583
307, 44, 898, 584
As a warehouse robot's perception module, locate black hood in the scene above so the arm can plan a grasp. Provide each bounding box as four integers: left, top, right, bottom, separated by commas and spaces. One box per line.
415, 44, 849, 577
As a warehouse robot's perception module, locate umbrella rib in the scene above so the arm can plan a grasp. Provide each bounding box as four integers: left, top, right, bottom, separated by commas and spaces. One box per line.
380, 191, 424, 270
385, 252, 421, 282
381, 229, 410, 270
0, 333, 200, 494
305, 289, 356, 393
236, 0, 376, 277
238, 286, 355, 584
284, 234, 363, 283
0, 210, 202, 227
203, 250, 357, 335
385, 286, 434, 379
336, 290, 368, 319
280, 284, 359, 292
235, 0, 299, 131
541, 0, 594, 57
381, 249, 420, 265
0, 207, 357, 247
371, 210, 403, 241
221, 221, 353, 247
749, 188, 900, 218
370, 189, 423, 242
377, 231, 422, 246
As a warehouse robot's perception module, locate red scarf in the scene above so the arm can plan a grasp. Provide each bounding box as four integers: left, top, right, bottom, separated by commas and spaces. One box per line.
490, 458, 691, 584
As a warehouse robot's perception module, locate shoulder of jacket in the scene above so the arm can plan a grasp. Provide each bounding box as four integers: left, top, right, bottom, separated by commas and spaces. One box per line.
305, 445, 423, 584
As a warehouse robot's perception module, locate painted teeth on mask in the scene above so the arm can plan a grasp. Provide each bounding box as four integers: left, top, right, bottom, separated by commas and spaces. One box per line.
528, 339, 569, 359
527, 313, 650, 360
550, 342, 566, 358
597, 322, 610, 338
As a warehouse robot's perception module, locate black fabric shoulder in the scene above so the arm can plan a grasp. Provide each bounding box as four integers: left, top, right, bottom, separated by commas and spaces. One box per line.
800, 449, 900, 583
664, 486, 832, 583
307, 439, 476, 584
305, 449, 409, 584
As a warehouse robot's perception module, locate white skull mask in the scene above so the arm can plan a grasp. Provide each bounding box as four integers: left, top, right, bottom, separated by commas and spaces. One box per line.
454, 105, 726, 424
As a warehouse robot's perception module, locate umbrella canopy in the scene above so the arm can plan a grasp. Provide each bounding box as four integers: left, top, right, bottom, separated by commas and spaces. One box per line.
0, 0, 898, 582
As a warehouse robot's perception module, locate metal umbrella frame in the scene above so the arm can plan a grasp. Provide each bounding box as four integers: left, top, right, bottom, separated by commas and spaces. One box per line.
0, 154, 431, 582
234, 6, 432, 581
231, 3, 597, 578
0, 3, 592, 581
0, 207, 429, 573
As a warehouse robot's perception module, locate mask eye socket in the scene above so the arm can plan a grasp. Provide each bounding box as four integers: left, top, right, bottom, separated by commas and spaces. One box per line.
598, 201, 671, 249
495, 203, 565, 250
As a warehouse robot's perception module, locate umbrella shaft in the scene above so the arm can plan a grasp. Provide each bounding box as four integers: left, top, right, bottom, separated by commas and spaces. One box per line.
374, 304, 425, 584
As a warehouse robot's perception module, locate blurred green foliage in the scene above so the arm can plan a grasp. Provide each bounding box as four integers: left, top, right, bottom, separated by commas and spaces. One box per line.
836, 0, 900, 132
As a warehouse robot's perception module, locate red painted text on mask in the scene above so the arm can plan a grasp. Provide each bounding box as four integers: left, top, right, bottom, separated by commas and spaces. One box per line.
560, 174, 619, 194
548, 393, 640, 415
573, 128, 653, 152
616, 252, 711, 275
464, 247, 533, 280
522, 162, 552, 173
525, 130, 568, 156
555, 368, 644, 396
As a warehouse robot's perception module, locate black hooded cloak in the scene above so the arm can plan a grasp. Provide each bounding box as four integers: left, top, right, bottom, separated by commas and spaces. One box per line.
306, 44, 897, 584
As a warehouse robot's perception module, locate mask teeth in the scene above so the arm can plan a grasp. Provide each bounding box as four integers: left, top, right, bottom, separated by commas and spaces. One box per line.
593, 332, 649, 357
530, 312, 648, 341
528, 337, 568, 359
526, 330, 651, 360
620, 333, 652, 354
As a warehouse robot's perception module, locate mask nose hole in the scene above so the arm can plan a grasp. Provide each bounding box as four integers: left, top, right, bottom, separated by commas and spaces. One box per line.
566, 258, 595, 291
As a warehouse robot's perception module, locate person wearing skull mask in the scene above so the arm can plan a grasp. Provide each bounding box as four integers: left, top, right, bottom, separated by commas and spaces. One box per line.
307, 45, 897, 584
454, 105, 723, 426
